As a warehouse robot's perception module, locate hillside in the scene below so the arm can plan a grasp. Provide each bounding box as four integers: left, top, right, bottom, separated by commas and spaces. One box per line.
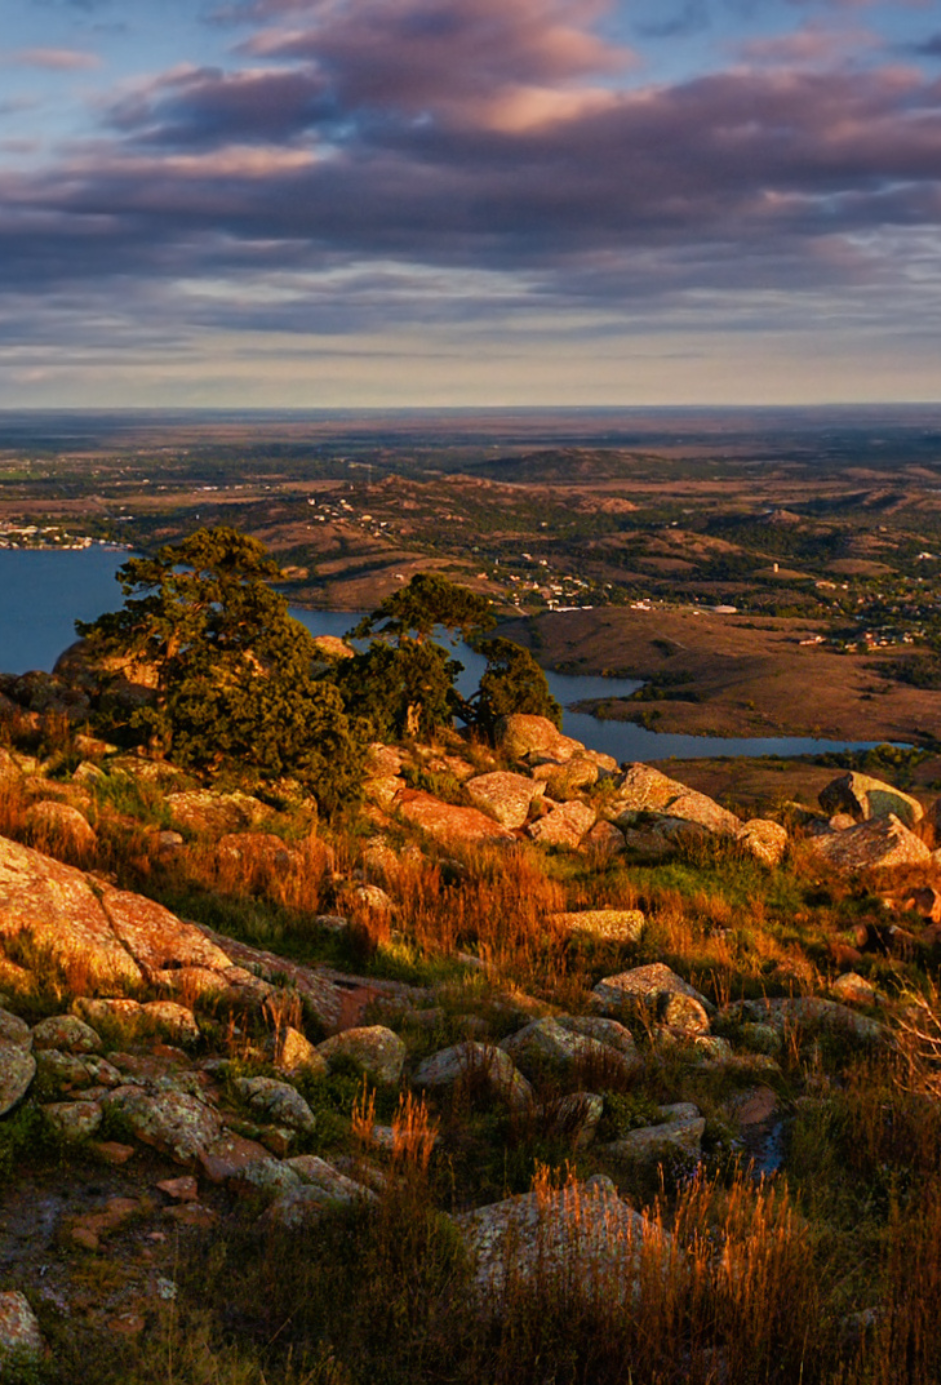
2, 672, 941, 1381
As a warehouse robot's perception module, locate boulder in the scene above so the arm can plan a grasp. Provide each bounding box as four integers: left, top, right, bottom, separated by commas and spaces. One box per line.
550, 909, 644, 944
317, 1026, 406, 1087
215, 832, 296, 871
25, 799, 97, 853
0, 835, 144, 993
165, 790, 269, 836
465, 772, 543, 829
453, 1174, 669, 1302
0, 1010, 31, 1048
73, 998, 201, 1046
0, 1291, 44, 1371
736, 819, 788, 867
274, 1027, 328, 1078
35, 1049, 121, 1092
808, 815, 931, 871
99, 886, 233, 977
621, 817, 708, 860
592, 964, 712, 1035
583, 821, 626, 856
392, 788, 515, 845
496, 714, 586, 764
526, 799, 596, 848
555, 1015, 638, 1058
233, 1076, 318, 1134
0, 1040, 35, 1116
721, 996, 883, 1044
413, 1042, 533, 1110
830, 972, 880, 1007
265, 1162, 376, 1226
31, 1014, 101, 1053
819, 772, 923, 828
610, 764, 740, 836
601, 1106, 705, 1169
541, 1091, 605, 1148
103, 1086, 224, 1164
42, 1100, 103, 1141
499, 1017, 637, 1084
535, 756, 600, 801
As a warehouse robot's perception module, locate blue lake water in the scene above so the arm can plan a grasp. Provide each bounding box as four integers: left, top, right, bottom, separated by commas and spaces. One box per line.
0, 549, 902, 762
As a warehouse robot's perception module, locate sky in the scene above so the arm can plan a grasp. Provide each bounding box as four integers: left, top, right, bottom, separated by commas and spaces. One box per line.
2, 0, 941, 409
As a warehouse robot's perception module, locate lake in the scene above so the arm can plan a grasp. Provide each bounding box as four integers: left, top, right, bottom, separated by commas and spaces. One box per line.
0, 549, 901, 762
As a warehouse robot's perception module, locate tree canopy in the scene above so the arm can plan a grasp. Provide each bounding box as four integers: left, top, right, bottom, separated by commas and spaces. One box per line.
351, 572, 494, 645
78, 527, 363, 812
469, 636, 562, 738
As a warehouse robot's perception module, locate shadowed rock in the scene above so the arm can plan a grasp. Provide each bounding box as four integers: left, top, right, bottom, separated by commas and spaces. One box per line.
809, 814, 930, 871
819, 772, 923, 828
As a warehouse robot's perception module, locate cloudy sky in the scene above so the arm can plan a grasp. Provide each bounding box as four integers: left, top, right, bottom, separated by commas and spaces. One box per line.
2, 0, 941, 408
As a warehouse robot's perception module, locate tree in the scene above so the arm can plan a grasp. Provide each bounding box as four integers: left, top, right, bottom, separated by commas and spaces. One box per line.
338, 573, 494, 739
467, 636, 562, 740
351, 572, 494, 645
78, 527, 364, 812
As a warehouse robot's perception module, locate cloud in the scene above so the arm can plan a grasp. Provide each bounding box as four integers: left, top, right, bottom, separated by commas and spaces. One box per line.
10, 47, 102, 70
635, 1, 710, 40
2, 0, 941, 375
736, 23, 881, 66
916, 34, 941, 58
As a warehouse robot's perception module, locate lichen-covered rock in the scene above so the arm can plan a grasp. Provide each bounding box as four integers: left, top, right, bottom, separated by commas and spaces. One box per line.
413, 1042, 533, 1110
0, 1009, 31, 1048
536, 755, 600, 801
551, 909, 644, 944
317, 1026, 406, 1087
819, 772, 923, 828
25, 799, 97, 852
35, 1049, 121, 1092
42, 1100, 103, 1141
103, 1086, 223, 1164
526, 799, 596, 848
454, 1175, 670, 1303
274, 1027, 328, 1078
721, 996, 883, 1043
465, 772, 543, 829
610, 764, 741, 836
31, 1014, 101, 1054
541, 1091, 605, 1147
809, 814, 931, 871
496, 714, 586, 765
0, 1291, 44, 1369
499, 1017, 637, 1084
284, 1154, 377, 1203
99, 886, 233, 977
555, 1015, 638, 1059
392, 788, 515, 845
592, 963, 713, 1034
830, 972, 880, 1007
0, 834, 144, 992
165, 789, 269, 836
601, 1111, 705, 1168
73, 998, 201, 1046
234, 1076, 318, 1134
199, 1131, 274, 1184
0, 1040, 35, 1116
736, 818, 788, 867
583, 821, 626, 856
621, 816, 708, 859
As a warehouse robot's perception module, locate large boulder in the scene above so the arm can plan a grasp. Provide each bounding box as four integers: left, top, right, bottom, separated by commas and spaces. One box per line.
600, 1105, 705, 1169
165, 790, 269, 836
496, 715, 586, 765
0, 1291, 45, 1371
535, 756, 601, 801
809, 815, 931, 871
592, 963, 712, 1035
550, 909, 645, 944
465, 772, 543, 829
392, 788, 515, 845
102, 1086, 224, 1164
24, 800, 97, 854
413, 1041, 533, 1110
99, 886, 233, 978
736, 819, 788, 867
0, 1041, 35, 1116
526, 799, 596, 848
317, 1026, 406, 1087
609, 764, 741, 836
499, 1017, 637, 1084
453, 1174, 670, 1302
0, 835, 144, 993
233, 1076, 318, 1134
819, 772, 923, 828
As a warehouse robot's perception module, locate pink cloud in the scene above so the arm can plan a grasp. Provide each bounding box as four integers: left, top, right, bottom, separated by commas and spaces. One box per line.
11, 48, 102, 72
737, 24, 882, 67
